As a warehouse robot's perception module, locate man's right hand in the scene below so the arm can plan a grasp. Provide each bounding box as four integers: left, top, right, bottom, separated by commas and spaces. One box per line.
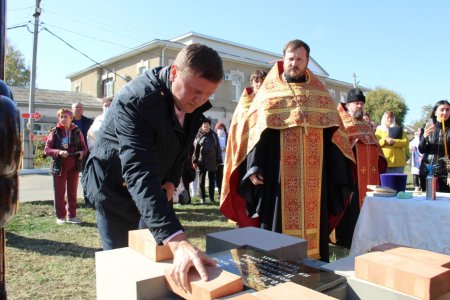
166, 233, 216, 293
249, 173, 264, 185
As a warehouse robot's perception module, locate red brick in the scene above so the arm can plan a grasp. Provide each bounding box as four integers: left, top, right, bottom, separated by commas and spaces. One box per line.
371, 243, 450, 269
355, 252, 450, 300
165, 265, 243, 300
128, 229, 173, 262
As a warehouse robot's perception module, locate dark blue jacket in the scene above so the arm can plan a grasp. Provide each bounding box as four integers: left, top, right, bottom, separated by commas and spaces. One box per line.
83, 66, 211, 243
73, 115, 93, 142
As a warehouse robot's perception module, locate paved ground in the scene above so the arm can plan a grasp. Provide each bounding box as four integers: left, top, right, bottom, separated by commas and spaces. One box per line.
18, 168, 83, 202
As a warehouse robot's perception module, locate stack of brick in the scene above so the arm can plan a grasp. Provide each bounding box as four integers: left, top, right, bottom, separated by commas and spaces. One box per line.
355, 243, 450, 299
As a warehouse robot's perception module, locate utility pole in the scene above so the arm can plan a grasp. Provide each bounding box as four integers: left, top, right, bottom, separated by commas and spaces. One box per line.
353, 73, 358, 88
23, 0, 41, 169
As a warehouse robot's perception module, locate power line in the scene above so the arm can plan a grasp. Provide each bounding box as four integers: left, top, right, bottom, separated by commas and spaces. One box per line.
6, 23, 30, 30
7, 6, 33, 12
42, 26, 128, 81
42, 22, 131, 49
43, 8, 146, 44
45, 1, 160, 38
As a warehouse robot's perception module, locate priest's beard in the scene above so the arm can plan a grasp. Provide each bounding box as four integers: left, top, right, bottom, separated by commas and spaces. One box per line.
351, 110, 364, 120
283, 72, 306, 83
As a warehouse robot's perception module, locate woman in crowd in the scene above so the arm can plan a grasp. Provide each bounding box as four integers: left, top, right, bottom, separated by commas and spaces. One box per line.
45, 108, 87, 224
410, 127, 424, 191
362, 112, 376, 132
418, 100, 450, 192
215, 122, 228, 196
375, 111, 409, 173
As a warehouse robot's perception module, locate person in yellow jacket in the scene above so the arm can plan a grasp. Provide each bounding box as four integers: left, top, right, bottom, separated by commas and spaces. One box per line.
375, 111, 409, 173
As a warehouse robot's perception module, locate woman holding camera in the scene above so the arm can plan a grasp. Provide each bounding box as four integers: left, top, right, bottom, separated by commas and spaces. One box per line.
418, 100, 450, 192
45, 108, 87, 224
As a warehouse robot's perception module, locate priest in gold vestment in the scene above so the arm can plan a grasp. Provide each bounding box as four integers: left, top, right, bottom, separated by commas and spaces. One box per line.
220, 40, 355, 261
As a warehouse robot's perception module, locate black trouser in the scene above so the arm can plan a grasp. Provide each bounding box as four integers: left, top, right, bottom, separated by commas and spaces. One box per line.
216, 164, 224, 195
96, 210, 140, 250
413, 174, 421, 189
198, 170, 216, 202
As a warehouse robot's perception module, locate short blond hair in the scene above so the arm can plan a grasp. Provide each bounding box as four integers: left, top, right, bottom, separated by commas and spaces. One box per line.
57, 108, 73, 118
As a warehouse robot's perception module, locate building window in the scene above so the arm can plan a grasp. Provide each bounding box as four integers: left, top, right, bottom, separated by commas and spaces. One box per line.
103, 78, 114, 97
138, 66, 147, 75
136, 60, 149, 75
340, 91, 347, 103
75, 81, 82, 92
328, 88, 336, 100
229, 70, 244, 102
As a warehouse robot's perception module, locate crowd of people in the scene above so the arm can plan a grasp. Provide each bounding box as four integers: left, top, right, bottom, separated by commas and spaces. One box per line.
31, 40, 450, 291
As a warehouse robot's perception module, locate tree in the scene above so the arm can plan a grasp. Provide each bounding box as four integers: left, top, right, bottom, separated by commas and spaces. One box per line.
5, 42, 30, 87
365, 87, 409, 126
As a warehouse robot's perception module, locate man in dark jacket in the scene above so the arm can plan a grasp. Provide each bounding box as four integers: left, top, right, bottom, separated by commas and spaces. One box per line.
71, 102, 93, 141
83, 43, 223, 291
192, 118, 222, 203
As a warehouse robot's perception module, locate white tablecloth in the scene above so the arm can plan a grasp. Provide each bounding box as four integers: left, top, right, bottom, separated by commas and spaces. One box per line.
350, 193, 450, 256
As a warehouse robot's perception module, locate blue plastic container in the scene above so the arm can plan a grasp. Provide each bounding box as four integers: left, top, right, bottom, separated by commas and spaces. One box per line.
380, 173, 407, 192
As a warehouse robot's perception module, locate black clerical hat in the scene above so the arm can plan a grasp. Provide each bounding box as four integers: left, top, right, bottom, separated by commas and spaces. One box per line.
343, 88, 365, 104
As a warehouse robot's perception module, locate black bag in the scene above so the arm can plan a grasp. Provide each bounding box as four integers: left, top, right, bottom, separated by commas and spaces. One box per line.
419, 159, 449, 178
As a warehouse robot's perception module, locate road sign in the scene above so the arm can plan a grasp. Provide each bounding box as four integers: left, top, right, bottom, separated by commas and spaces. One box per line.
31, 112, 42, 120
21, 112, 42, 120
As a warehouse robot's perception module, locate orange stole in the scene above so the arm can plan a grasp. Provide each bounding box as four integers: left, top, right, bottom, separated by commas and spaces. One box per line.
355, 142, 381, 206
337, 104, 382, 207
281, 127, 322, 259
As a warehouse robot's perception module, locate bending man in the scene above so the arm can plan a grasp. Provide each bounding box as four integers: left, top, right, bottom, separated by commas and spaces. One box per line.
83, 44, 223, 290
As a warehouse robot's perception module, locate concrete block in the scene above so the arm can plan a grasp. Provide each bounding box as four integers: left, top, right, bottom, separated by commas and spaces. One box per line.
256, 282, 337, 299
95, 247, 173, 300
206, 227, 307, 261
226, 293, 260, 300
128, 229, 173, 262
321, 255, 356, 278
355, 252, 450, 300
165, 265, 243, 300
346, 276, 422, 300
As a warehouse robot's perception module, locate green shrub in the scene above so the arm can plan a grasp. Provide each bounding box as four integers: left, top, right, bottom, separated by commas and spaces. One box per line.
33, 140, 50, 168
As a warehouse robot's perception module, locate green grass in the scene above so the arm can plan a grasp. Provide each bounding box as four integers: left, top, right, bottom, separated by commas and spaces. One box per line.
5, 197, 348, 299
